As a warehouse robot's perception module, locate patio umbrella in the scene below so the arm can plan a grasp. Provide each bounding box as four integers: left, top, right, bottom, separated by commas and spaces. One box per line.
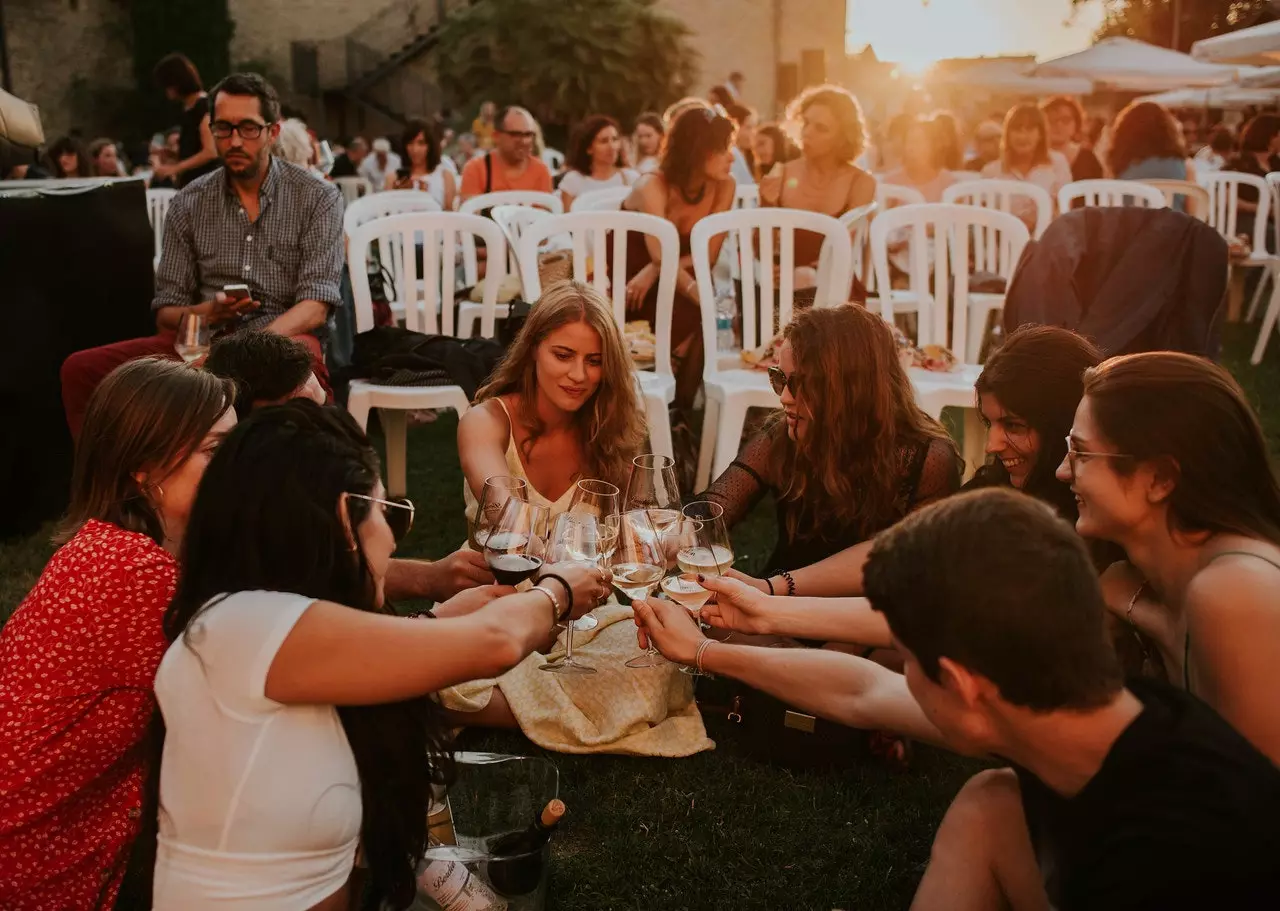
1139, 85, 1280, 109
1192, 20, 1280, 66
931, 60, 1092, 96
1035, 37, 1241, 92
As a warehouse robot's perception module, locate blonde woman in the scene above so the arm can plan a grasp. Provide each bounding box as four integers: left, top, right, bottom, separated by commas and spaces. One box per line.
458, 280, 647, 522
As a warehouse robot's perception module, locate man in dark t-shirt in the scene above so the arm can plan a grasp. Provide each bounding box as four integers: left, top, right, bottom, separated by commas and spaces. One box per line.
861, 490, 1280, 910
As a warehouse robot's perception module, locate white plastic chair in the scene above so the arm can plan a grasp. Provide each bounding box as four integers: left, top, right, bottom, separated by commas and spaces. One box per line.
734, 185, 760, 209
690, 208, 854, 490
342, 191, 444, 322
542, 148, 565, 172
1058, 179, 1168, 212
460, 204, 558, 337
146, 188, 177, 270
1246, 172, 1280, 364
1140, 179, 1210, 222
570, 186, 631, 212
334, 176, 374, 204
834, 201, 879, 293
877, 183, 928, 210
870, 203, 1030, 364
1199, 171, 1277, 333
943, 179, 1052, 240
515, 211, 680, 459
458, 191, 563, 287
346, 212, 505, 496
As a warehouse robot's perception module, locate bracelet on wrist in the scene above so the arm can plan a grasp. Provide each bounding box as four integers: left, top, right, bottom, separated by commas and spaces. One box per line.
779, 570, 796, 597
695, 638, 716, 673
531, 584, 562, 628
765, 576, 775, 596
534, 572, 574, 619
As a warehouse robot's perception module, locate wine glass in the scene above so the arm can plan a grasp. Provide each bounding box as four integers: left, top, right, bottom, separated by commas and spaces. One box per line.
567, 479, 620, 521
624, 454, 683, 549
483, 498, 547, 588
471, 476, 528, 551
540, 513, 606, 676
661, 501, 733, 675
613, 509, 668, 669
174, 312, 211, 365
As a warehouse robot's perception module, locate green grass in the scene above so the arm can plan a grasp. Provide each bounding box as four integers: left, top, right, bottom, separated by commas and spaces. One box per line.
3, 325, 1278, 909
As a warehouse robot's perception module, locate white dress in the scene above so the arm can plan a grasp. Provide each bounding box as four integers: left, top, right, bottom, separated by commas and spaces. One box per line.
153, 591, 361, 910
558, 168, 640, 199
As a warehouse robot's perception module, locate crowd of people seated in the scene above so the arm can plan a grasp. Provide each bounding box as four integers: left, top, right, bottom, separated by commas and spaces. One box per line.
4, 58, 1280, 911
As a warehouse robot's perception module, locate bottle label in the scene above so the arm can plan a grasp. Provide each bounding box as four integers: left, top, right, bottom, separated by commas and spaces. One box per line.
418, 859, 509, 911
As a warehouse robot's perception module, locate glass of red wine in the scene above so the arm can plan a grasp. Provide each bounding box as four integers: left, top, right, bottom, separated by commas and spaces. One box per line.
484, 498, 548, 587
471, 475, 528, 551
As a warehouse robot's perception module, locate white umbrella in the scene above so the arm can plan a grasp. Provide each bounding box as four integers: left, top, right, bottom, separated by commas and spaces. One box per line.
931, 60, 1092, 96
1140, 85, 1280, 109
1192, 20, 1280, 66
1035, 37, 1241, 92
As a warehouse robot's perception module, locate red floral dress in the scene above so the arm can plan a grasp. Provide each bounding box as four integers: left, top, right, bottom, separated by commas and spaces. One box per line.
0, 519, 176, 910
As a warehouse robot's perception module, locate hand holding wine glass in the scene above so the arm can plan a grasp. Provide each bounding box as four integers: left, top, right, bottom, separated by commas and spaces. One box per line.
483, 499, 548, 587
615, 509, 668, 668
633, 597, 707, 667
693, 574, 774, 635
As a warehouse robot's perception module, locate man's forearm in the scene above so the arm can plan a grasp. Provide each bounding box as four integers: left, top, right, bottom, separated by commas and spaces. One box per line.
385, 558, 442, 602
759, 596, 891, 648
266, 299, 329, 337
155, 302, 210, 332
704, 643, 943, 744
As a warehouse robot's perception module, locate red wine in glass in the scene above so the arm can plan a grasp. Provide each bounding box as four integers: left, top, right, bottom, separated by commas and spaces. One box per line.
486, 551, 545, 586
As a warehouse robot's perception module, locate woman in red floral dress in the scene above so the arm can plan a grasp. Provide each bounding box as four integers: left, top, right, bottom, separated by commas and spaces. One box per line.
0, 358, 236, 909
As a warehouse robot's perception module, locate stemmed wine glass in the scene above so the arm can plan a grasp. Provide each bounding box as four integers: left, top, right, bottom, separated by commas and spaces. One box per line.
660, 501, 734, 675
566, 479, 620, 630
624, 454, 683, 545
483, 498, 548, 588
613, 509, 668, 669
471, 476, 528, 551
540, 512, 608, 676
174, 312, 211, 365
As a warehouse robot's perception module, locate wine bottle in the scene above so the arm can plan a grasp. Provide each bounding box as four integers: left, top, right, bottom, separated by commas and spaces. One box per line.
416, 856, 508, 911
485, 799, 566, 897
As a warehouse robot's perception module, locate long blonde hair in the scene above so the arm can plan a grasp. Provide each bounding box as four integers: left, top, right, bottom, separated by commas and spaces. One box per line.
769, 305, 956, 543
474, 281, 646, 488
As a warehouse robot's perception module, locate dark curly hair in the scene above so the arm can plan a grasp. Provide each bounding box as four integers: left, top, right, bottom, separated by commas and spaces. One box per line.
660, 106, 736, 192
204, 330, 314, 419
568, 114, 626, 175
1106, 101, 1186, 178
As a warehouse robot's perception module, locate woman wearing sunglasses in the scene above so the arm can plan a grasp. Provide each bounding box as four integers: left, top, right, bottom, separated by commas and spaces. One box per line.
152, 400, 605, 909
1056, 352, 1280, 764
702, 305, 960, 586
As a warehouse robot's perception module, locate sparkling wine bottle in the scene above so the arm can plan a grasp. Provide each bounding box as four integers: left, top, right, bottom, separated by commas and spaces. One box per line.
485, 799, 566, 897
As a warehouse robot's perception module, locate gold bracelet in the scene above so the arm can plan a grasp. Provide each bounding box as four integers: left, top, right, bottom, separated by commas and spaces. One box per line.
531, 584, 561, 629
695, 638, 716, 673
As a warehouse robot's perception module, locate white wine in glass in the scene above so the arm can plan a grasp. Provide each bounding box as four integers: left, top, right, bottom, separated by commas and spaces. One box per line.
616, 510, 668, 668
174, 312, 211, 364
660, 573, 713, 612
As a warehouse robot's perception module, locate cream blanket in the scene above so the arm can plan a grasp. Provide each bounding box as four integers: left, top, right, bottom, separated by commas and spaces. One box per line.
440, 602, 714, 757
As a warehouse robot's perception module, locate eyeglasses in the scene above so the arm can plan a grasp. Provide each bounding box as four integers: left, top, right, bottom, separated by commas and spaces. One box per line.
1062, 436, 1131, 471
346, 493, 416, 541
767, 365, 798, 397
498, 129, 537, 141
211, 120, 271, 140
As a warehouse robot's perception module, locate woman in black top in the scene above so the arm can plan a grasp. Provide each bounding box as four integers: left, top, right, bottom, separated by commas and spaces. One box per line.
46, 136, 90, 179
1041, 95, 1104, 181
151, 53, 220, 187
702, 305, 960, 576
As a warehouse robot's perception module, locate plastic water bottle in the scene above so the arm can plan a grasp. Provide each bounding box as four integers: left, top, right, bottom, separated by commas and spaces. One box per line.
715, 290, 737, 352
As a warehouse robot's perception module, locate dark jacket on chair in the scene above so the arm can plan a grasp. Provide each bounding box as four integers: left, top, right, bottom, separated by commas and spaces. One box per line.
1002, 206, 1228, 358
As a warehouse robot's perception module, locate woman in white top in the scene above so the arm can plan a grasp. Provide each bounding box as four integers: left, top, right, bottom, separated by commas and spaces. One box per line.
632, 111, 665, 174
557, 114, 640, 209
152, 402, 603, 910
982, 102, 1073, 221
385, 118, 456, 210
459, 281, 647, 523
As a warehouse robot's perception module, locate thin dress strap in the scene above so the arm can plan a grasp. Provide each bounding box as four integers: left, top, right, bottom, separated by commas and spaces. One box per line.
1185, 549, 1280, 692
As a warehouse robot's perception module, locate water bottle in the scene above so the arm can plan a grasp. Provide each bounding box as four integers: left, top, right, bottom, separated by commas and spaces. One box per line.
715, 289, 737, 352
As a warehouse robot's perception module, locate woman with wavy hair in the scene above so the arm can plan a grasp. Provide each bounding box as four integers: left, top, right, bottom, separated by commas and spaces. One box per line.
1057, 352, 1280, 763
622, 103, 737, 410
981, 102, 1072, 218
703, 304, 960, 575
557, 114, 638, 209
153, 401, 602, 908
1106, 100, 1192, 182
459, 280, 647, 519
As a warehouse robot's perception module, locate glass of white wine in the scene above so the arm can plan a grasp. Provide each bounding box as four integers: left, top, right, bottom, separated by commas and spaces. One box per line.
540, 512, 607, 676
613, 509, 668, 669
471, 476, 528, 551
661, 501, 733, 675
174, 312, 211, 365
624, 454, 682, 554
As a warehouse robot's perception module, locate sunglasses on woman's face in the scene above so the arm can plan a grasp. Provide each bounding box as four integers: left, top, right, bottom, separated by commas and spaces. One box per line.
767, 365, 798, 397
346, 493, 416, 541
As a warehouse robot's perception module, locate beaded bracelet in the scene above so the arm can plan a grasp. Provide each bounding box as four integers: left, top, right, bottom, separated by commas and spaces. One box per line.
694, 638, 716, 673
531, 584, 562, 628
534, 572, 574, 619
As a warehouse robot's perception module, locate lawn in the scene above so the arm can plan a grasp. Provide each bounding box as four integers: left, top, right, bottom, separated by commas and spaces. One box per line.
3, 324, 1278, 910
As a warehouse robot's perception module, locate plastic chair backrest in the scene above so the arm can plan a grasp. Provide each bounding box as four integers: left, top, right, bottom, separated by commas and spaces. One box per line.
347, 212, 506, 337
343, 189, 442, 235
943, 178, 1052, 240
734, 185, 760, 209
1140, 179, 1211, 222
829, 201, 879, 291
146, 188, 177, 263
570, 186, 631, 212
458, 191, 562, 217
542, 148, 565, 172
1199, 171, 1271, 256
334, 176, 373, 205
877, 183, 927, 210
691, 207, 854, 379
1267, 172, 1280, 255
1058, 179, 1168, 213
490, 205, 557, 292
869, 203, 1030, 362
515, 211, 679, 378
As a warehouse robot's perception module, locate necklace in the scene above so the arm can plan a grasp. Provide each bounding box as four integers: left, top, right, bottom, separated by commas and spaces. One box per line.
679, 182, 707, 205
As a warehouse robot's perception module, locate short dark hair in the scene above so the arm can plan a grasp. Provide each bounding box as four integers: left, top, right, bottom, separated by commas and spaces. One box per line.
399, 118, 441, 173
1239, 113, 1280, 154
152, 52, 203, 95
209, 72, 281, 124
204, 331, 313, 418
1040, 95, 1086, 132
864, 488, 1124, 711
660, 106, 735, 192
1208, 124, 1235, 154
568, 114, 625, 174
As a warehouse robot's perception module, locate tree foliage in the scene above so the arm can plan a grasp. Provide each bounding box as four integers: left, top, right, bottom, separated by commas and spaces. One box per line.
431, 0, 699, 141
1076, 0, 1279, 53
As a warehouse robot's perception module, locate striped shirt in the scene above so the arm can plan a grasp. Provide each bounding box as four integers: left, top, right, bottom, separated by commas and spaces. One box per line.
152, 158, 344, 335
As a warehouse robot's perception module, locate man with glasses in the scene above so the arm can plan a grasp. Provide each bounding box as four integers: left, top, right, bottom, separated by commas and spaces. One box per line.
459, 105, 553, 201
60, 72, 344, 439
